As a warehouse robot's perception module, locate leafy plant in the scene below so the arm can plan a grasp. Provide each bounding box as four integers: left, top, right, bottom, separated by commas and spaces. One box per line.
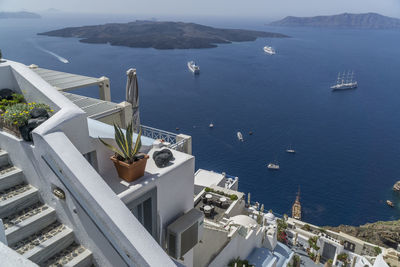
374, 246, 382, 256
1, 102, 53, 127
228, 257, 254, 267
0, 93, 25, 111
99, 122, 142, 164
302, 224, 312, 231
202, 187, 239, 201
308, 236, 320, 251
230, 194, 238, 200
293, 255, 301, 267
337, 253, 348, 262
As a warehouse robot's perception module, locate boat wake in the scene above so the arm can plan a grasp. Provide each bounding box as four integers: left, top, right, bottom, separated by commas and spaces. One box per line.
36, 45, 69, 64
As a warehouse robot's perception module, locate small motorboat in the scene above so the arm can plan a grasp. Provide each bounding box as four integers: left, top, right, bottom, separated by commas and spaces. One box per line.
237, 132, 244, 141
209, 123, 214, 128
267, 163, 280, 170
387, 200, 394, 207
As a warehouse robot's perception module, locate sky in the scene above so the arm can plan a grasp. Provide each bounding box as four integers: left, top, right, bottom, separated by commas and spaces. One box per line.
1, 0, 400, 20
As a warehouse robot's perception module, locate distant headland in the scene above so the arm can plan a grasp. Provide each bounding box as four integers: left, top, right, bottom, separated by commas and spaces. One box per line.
0, 11, 41, 19
38, 21, 289, 50
270, 12, 400, 29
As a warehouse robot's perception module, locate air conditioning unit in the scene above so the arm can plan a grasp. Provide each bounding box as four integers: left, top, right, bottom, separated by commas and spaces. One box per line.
167, 208, 204, 259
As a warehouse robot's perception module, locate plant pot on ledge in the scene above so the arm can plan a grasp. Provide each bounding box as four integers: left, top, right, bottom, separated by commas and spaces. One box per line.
99, 122, 148, 183
111, 154, 149, 182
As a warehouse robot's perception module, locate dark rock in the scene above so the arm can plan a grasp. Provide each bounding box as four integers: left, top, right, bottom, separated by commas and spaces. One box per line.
27, 117, 47, 128
19, 117, 48, 142
153, 149, 174, 168
19, 125, 32, 142
29, 108, 49, 119
0, 88, 14, 100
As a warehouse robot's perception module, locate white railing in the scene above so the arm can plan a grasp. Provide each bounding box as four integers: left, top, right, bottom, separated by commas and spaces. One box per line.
141, 125, 190, 153
169, 138, 186, 152
141, 125, 177, 144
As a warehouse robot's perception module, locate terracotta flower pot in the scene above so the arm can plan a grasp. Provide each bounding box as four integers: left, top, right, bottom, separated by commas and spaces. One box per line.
111, 154, 149, 182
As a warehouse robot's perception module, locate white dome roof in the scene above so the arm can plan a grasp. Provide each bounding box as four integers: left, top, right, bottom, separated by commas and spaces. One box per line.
230, 215, 257, 228
264, 212, 276, 221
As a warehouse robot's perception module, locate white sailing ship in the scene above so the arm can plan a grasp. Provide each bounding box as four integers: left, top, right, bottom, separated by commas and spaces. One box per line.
331, 71, 358, 90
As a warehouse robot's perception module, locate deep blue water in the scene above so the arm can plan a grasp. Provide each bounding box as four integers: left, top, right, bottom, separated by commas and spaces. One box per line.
1, 14, 400, 226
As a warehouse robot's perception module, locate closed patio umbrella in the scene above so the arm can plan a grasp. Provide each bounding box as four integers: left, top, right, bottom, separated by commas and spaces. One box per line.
126, 68, 140, 132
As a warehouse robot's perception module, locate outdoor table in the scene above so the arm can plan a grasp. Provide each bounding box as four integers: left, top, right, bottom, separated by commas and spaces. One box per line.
205, 194, 212, 200
204, 205, 212, 212
219, 197, 227, 203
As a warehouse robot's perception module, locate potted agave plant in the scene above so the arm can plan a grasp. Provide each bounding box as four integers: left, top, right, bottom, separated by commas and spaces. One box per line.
99, 122, 149, 182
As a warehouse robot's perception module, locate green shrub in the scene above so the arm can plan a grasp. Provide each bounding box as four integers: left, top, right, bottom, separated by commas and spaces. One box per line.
374, 246, 382, 256
228, 257, 254, 267
2, 102, 53, 127
204, 187, 211, 192
337, 253, 348, 262
302, 224, 312, 231
0, 93, 25, 111
230, 194, 238, 200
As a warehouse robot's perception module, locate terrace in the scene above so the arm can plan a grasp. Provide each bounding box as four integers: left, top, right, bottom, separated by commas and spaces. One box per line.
194, 186, 244, 224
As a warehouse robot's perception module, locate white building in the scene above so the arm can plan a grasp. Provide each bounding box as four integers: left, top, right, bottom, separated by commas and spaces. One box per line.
194, 169, 238, 195
0, 59, 198, 267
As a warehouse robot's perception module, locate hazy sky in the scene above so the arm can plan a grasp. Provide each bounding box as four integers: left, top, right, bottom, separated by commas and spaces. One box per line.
1, 0, 400, 19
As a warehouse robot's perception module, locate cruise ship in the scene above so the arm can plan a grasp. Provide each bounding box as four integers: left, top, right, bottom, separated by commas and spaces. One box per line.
187, 61, 200, 74
263, 46, 276, 55
0, 58, 396, 267
331, 71, 358, 90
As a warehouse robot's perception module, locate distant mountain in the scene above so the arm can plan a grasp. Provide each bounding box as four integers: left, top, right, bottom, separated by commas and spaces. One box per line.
270, 13, 400, 29
0, 11, 41, 19
38, 21, 289, 50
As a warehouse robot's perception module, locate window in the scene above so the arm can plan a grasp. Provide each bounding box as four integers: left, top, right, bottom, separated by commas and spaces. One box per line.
127, 187, 158, 240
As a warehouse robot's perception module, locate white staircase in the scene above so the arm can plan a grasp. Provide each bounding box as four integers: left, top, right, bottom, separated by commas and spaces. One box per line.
0, 150, 93, 267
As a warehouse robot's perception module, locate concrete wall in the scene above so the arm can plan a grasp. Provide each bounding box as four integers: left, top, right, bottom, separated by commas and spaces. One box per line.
194, 227, 229, 267
209, 227, 263, 267
0, 64, 18, 90
117, 148, 196, 267
225, 199, 245, 218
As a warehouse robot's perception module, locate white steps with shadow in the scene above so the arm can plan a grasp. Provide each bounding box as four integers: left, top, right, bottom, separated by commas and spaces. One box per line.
0, 149, 93, 266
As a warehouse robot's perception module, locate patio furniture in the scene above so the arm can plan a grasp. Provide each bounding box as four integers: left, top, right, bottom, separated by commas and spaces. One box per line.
204, 205, 212, 217
205, 193, 213, 204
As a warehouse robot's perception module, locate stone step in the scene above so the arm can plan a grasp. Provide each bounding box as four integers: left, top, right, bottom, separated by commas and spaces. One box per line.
0, 166, 24, 191
0, 184, 39, 218
0, 150, 10, 168
12, 222, 74, 264
42, 243, 93, 267
4, 203, 57, 245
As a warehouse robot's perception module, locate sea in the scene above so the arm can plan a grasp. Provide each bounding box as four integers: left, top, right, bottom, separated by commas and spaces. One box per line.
1, 13, 400, 227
